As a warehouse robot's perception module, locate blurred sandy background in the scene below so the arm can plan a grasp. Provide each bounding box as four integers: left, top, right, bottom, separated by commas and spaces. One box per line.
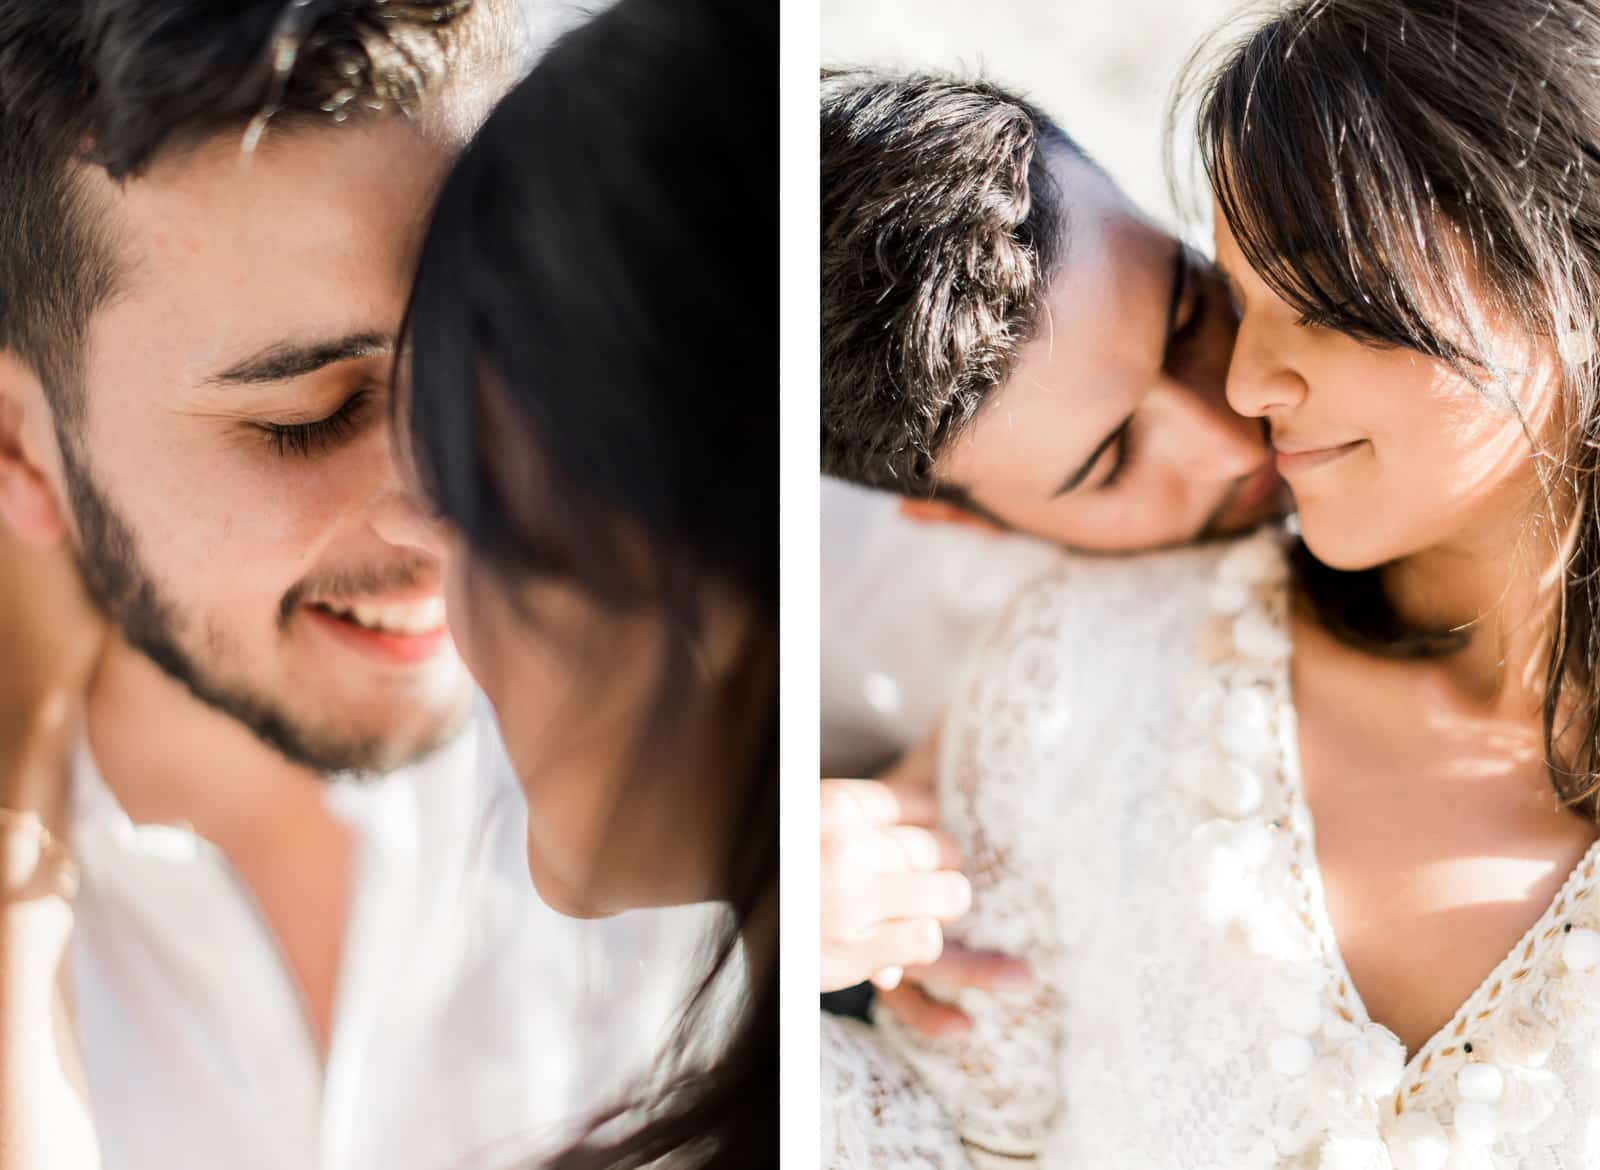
522, 1, 614, 57
822, 0, 1253, 234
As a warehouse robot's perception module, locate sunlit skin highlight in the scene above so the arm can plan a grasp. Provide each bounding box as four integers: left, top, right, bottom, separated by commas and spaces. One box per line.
1212, 199, 1595, 1056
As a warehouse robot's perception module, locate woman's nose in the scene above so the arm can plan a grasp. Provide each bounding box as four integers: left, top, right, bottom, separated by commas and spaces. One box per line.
1225, 317, 1309, 420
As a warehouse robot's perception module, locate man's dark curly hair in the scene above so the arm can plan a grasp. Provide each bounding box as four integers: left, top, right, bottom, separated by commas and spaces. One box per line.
821, 68, 1087, 498
0, 0, 518, 429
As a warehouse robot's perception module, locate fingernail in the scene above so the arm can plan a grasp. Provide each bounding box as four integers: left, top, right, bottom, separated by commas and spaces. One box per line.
939, 873, 973, 915
906, 835, 940, 870
992, 967, 1034, 992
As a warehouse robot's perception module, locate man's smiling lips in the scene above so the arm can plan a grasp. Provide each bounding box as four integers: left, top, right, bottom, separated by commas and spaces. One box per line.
299, 590, 452, 666
1272, 437, 1367, 476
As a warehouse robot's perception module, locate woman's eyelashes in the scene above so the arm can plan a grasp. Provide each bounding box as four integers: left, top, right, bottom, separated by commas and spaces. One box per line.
1295, 305, 1406, 352
254, 388, 374, 459
1295, 309, 1346, 333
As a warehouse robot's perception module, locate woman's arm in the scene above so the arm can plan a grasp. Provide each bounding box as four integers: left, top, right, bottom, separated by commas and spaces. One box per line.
0, 525, 104, 1170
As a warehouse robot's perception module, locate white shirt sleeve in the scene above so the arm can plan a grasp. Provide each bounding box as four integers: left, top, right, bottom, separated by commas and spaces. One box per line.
820, 478, 1065, 776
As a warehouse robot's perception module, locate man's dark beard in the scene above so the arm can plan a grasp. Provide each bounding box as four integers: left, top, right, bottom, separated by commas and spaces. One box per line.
58, 437, 446, 775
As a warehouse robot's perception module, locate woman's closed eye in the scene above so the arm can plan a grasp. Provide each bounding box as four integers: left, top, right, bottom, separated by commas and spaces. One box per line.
254, 388, 374, 459
1294, 305, 1406, 352
1294, 303, 1357, 331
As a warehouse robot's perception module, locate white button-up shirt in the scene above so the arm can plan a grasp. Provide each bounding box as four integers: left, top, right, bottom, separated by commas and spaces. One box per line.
821, 477, 1067, 775
68, 702, 716, 1170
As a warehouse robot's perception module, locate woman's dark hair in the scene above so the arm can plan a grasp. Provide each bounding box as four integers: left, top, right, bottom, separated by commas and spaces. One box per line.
400, 0, 776, 1166
1182, 0, 1600, 807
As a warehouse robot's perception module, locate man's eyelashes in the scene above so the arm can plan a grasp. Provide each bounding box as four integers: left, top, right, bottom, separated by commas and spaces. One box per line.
254, 388, 373, 459
1096, 427, 1135, 492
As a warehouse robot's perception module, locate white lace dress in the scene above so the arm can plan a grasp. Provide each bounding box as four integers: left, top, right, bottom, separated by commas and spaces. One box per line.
822, 529, 1600, 1170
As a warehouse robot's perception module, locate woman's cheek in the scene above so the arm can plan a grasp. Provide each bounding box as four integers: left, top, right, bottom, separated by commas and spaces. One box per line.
442, 552, 482, 684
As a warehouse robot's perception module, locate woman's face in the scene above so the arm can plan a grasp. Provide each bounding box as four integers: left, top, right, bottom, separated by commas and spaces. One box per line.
1212, 207, 1560, 571
442, 538, 752, 919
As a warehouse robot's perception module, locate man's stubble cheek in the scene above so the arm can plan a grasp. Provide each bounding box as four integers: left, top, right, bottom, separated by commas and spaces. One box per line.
58, 423, 265, 697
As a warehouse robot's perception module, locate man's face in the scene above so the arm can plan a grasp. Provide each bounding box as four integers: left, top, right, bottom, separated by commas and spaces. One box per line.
42, 119, 473, 773
935, 151, 1283, 552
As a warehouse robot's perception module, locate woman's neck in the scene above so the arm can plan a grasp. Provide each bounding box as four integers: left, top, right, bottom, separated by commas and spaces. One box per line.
1379, 516, 1564, 714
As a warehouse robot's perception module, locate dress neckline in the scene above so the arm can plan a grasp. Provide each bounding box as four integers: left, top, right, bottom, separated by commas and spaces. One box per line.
1255, 542, 1600, 1108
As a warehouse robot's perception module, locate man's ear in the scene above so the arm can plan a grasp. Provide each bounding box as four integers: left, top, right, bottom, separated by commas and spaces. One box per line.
0, 352, 69, 546
897, 497, 1004, 534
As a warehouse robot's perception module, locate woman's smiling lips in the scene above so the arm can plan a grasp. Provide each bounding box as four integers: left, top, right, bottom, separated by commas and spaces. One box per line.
1271, 437, 1367, 477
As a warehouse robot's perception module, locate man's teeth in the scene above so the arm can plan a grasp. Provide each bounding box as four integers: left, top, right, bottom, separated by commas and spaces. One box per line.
318, 597, 446, 635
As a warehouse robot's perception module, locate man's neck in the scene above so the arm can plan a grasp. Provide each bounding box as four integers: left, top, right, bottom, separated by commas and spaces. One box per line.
83, 633, 330, 848
83, 633, 356, 1053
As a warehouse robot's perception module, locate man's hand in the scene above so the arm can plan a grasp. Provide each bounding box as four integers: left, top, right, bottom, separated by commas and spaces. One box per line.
820, 727, 1030, 1037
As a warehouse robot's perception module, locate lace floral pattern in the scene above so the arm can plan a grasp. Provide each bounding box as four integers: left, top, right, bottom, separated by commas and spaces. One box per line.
823, 1014, 969, 1169
822, 529, 1600, 1169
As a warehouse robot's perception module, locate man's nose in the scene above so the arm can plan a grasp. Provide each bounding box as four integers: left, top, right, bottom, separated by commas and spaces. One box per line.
370, 486, 452, 562
366, 422, 454, 560
359, 404, 453, 561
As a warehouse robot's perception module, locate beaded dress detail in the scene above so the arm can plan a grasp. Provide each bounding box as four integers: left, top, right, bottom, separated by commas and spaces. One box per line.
822, 530, 1600, 1170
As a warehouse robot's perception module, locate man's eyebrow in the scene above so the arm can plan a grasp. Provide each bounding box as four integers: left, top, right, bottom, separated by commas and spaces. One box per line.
1052, 413, 1133, 497
203, 332, 394, 386
1211, 257, 1241, 306
1164, 243, 1188, 342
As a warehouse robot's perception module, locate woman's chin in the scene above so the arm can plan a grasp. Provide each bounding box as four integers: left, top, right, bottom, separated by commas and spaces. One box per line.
1302, 538, 1380, 572
1296, 509, 1396, 573
523, 832, 618, 919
